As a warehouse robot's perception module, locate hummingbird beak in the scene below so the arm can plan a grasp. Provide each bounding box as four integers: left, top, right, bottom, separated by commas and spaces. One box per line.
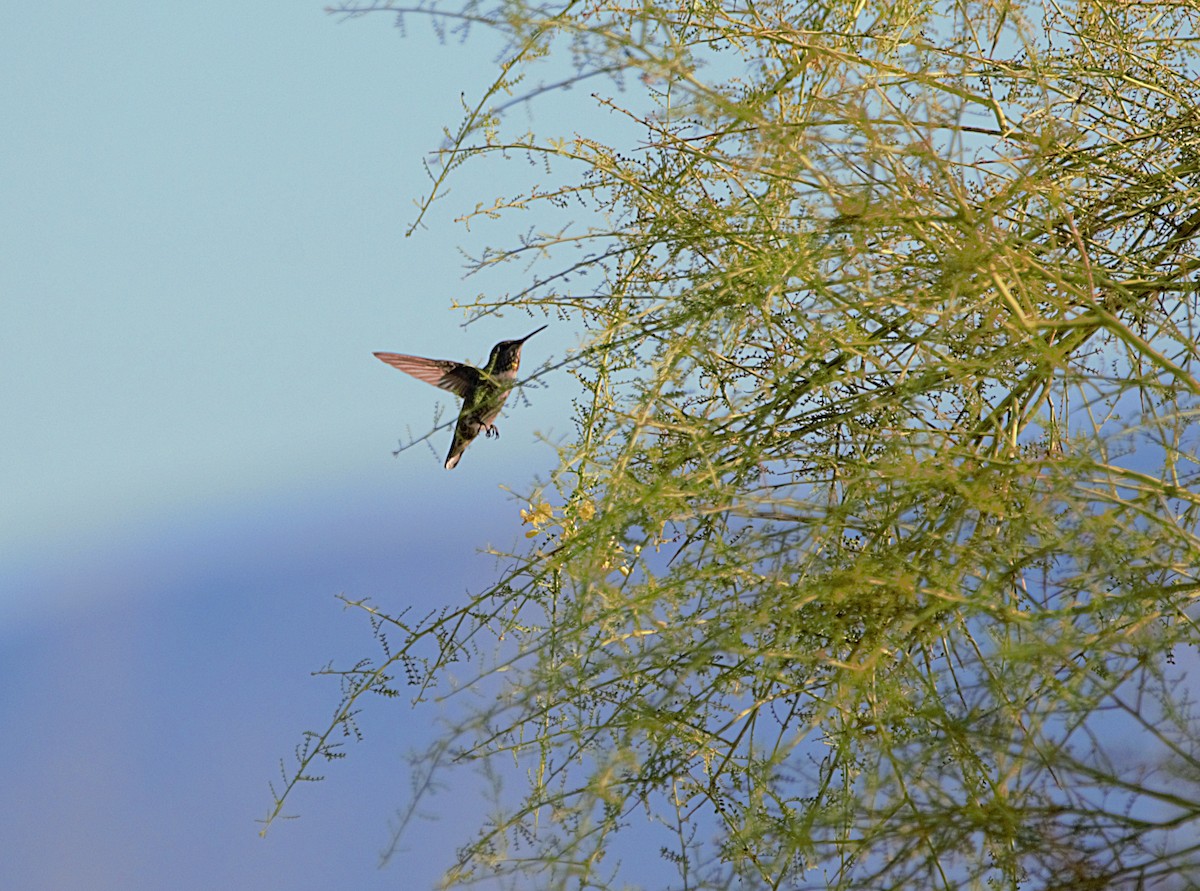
519, 324, 547, 344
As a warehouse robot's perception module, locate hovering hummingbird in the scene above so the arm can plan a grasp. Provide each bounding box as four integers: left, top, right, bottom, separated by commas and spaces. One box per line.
374, 325, 546, 469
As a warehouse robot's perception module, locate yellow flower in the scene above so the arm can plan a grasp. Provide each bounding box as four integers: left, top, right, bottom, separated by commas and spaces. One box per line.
521, 501, 556, 537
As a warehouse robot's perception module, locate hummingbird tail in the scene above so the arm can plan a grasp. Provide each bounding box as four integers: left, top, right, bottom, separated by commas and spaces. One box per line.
445, 434, 469, 468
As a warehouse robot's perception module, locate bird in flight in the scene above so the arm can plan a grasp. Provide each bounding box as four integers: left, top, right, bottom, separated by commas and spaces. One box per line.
374, 325, 546, 469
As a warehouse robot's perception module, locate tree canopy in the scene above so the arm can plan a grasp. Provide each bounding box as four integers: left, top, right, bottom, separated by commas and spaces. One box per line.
266, 1, 1200, 888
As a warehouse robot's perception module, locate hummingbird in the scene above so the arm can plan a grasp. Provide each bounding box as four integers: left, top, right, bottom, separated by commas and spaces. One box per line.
374, 325, 546, 469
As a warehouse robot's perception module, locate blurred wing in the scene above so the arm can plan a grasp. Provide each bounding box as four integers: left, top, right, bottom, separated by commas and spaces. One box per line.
373, 353, 479, 398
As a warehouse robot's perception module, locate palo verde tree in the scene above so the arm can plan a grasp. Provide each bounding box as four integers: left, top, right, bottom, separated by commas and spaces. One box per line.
265, 1, 1200, 888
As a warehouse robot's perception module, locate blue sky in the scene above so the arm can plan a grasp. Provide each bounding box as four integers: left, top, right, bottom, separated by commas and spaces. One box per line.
2, 5, 572, 888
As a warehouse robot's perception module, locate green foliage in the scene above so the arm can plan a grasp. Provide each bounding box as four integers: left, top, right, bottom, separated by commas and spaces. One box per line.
267, 1, 1200, 887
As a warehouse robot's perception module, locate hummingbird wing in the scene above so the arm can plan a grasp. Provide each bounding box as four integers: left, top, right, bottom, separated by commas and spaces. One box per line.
373, 353, 480, 399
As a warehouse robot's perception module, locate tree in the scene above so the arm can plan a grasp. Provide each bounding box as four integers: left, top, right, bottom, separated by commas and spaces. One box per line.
265, 1, 1200, 888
